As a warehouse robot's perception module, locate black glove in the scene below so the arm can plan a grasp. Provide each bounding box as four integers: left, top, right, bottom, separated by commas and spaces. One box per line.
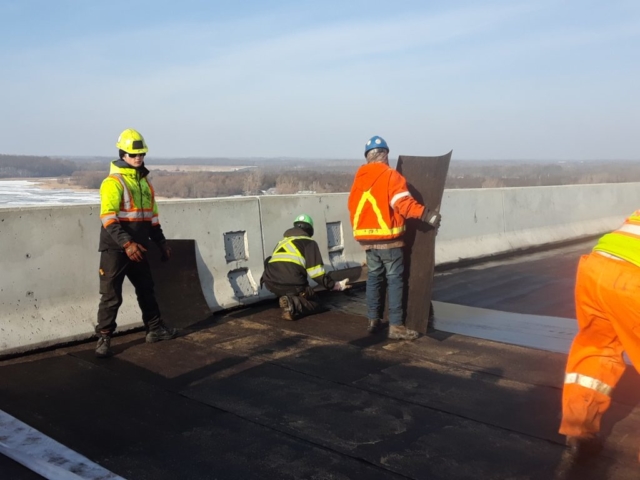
322, 274, 335, 291
421, 208, 441, 229
160, 244, 172, 262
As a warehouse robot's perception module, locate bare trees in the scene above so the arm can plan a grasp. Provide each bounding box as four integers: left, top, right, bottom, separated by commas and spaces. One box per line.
243, 169, 264, 195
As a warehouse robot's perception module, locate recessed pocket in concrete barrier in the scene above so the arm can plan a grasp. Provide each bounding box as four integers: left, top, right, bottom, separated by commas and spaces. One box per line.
327, 221, 343, 248
326, 221, 345, 269
224, 231, 248, 262
228, 268, 258, 298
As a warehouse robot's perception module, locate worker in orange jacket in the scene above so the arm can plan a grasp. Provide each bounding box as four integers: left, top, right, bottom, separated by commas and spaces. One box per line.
561, 210, 640, 458
348, 136, 441, 340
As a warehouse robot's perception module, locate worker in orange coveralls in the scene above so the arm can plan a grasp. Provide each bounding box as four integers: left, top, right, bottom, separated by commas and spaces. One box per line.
560, 209, 640, 459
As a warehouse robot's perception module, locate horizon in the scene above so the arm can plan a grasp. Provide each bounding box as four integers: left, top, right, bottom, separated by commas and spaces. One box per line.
3, 153, 640, 164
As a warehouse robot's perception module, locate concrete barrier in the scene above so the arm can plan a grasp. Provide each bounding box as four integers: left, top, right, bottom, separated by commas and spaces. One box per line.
0, 198, 268, 356
0, 195, 363, 355
0, 205, 116, 356
435, 183, 640, 264
158, 198, 266, 309
2, 182, 640, 356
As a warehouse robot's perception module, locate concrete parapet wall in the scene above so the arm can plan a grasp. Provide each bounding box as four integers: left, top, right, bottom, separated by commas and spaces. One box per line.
0, 205, 128, 356
158, 198, 266, 309
436, 183, 640, 264
1, 182, 639, 355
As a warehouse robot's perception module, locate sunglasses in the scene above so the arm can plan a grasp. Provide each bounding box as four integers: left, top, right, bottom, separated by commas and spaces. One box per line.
127, 153, 146, 158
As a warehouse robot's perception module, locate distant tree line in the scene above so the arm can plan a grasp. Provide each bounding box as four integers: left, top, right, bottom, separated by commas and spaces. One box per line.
70, 167, 355, 198
444, 160, 640, 189
5, 154, 640, 197
0, 155, 76, 178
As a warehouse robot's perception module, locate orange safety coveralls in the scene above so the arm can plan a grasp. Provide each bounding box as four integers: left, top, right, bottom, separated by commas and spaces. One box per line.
560, 210, 640, 437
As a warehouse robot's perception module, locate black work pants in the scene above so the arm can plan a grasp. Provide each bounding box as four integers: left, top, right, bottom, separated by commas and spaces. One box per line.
96, 250, 162, 334
264, 282, 323, 318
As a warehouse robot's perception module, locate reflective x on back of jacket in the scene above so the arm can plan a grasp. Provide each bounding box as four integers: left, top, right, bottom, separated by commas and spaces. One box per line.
352, 189, 405, 239
268, 236, 326, 279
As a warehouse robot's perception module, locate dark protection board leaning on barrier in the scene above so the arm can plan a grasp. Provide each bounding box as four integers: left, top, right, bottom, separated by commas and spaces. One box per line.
147, 239, 212, 328
396, 152, 452, 333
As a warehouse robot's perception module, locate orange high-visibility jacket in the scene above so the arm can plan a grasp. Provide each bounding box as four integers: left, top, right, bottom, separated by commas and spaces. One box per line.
348, 162, 425, 242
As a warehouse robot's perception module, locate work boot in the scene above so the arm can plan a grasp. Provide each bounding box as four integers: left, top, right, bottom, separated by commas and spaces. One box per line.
95, 334, 112, 358
279, 296, 296, 321
565, 435, 602, 460
367, 319, 381, 334
388, 325, 420, 341
146, 322, 178, 343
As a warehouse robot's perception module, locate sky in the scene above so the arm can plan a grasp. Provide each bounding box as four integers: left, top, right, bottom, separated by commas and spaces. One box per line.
1, 0, 639, 160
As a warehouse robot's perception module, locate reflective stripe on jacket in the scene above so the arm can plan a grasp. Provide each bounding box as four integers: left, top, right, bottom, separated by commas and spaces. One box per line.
593, 210, 640, 268
99, 160, 165, 251
564, 372, 613, 397
348, 162, 425, 242
100, 163, 159, 228
269, 236, 326, 279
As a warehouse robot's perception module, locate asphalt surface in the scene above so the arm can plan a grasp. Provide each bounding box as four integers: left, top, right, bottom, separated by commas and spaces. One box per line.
2, 241, 640, 479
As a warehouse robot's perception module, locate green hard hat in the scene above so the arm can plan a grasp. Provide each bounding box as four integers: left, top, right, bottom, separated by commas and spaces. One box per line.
293, 213, 314, 227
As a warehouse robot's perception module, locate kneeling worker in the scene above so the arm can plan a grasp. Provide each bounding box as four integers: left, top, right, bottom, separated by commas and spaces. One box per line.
262, 214, 344, 320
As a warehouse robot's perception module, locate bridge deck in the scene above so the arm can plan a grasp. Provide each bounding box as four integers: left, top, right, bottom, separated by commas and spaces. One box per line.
2, 242, 640, 479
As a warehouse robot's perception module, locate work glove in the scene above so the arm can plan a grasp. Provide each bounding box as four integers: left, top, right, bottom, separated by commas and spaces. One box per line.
123, 241, 147, 262
421, 208, 441, 230
332, 279, 351, 292
160, 244, 172, 262
322, 275, 335, 291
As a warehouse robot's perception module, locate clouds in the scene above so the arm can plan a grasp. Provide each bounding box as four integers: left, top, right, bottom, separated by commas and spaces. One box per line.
1, 1, 639, 159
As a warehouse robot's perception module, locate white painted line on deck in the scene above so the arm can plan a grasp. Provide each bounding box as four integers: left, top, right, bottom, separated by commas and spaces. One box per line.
432, 301, 577, 354
432, 301, 633, 364
0, 410, 125, 480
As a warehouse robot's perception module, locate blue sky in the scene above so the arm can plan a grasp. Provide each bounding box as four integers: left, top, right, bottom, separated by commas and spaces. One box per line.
1, 0, 639, 159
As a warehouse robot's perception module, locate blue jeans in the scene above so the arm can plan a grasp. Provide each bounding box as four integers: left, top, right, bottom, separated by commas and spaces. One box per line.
366, 248, 404, 326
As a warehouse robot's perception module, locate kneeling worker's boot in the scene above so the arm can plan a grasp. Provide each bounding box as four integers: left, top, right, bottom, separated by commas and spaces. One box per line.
95, 333, 112, 358
279, 296, 296, 321
146, 321, 178, 343
388, 325, 420, 341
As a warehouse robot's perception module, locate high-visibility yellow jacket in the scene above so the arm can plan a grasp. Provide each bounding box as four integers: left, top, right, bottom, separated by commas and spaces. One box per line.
348, 162, 425, 242
261, 227, 334, 290
99, 160, 166, 251
594, 210, 640, 267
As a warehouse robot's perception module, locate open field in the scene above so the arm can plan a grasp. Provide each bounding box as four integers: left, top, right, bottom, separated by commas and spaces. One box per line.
149, 165, 255, 173
33, 177, 88, 191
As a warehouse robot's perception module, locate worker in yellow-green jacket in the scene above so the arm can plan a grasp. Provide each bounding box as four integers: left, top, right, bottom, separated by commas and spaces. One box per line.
95, 128, 176, 358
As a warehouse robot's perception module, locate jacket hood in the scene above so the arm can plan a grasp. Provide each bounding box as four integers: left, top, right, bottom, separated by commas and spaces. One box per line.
284, 227, 311, 238
110, 160, 150, 178
355, 162, 390, 185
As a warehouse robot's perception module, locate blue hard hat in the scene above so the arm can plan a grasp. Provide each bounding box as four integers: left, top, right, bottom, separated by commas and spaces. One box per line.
364, 136, 389, 157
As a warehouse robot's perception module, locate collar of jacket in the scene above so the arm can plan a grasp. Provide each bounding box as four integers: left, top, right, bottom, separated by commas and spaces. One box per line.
284, 227, 311, 238
357, 161, 390, 175
110, 160, 150, 178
